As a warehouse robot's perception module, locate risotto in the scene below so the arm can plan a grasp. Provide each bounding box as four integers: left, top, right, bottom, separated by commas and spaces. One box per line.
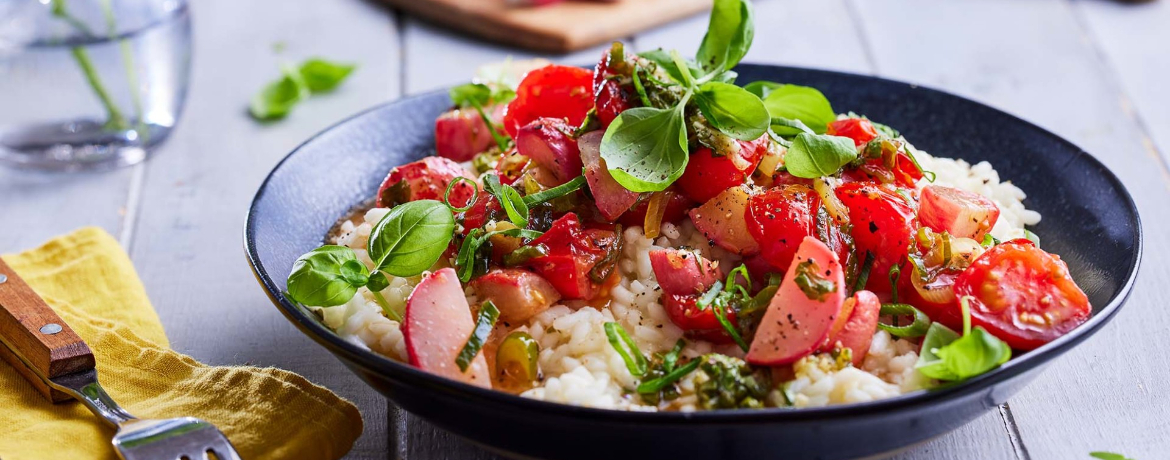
284, 0, 1090, 412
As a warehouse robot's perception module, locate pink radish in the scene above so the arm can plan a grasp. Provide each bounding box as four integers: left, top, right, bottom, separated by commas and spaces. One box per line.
649, 249, 722, 296
918, 185, 1000, 240
434, 105, 504, 162
688, 184, 760, 255
746, 237, 846, 366
819, 290, 881, 366
469, 269, 561, 324
403, 268, 491, 388
516, 118, 582, 185
579, 131, 640, 221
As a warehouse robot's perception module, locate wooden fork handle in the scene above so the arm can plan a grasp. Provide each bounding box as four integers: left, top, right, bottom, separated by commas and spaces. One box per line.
0, 257, 95, 402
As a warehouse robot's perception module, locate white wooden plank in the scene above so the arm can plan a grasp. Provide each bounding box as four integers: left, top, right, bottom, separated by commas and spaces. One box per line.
0, 168, 133, 252
852, 1, 1170, 459
124, 0, 399, 458
402, 18, 610, 95
1072, 0, 1170, 164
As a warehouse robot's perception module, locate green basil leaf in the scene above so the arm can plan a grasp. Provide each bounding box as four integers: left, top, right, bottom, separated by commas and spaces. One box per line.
249, 67, 309, 121
694, 81, 770, 141
286, 245, 367, 307
915, 322, 962, 381
449, 82, 493, 108
770, 116, 815, 135
631, 68, 652, 107
761, 84, 836, 134
695, 0, 754, 74
1090, 452, 1134, 460
743, 80, 781, 99
638, 49, 701, 86
366, 271, 390, 292
784, 133, 858, 179
367, 200, 456, 277
600, 106, 689, 192
299, 58, 356, 93
933, 327, 1012, 380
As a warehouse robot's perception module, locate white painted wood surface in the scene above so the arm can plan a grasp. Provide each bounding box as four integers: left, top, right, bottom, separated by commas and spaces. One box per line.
1, 0, 1166, 459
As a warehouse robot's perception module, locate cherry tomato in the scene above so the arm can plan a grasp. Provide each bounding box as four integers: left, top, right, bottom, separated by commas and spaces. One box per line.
827, 118, 879, 147
377, 156, 476, 208
835, 182, 917, 295
503, 65, 594, 137
522, 213, 618, 300
593, 50, 634, 128
954, 239, 1091, 350
919, 185, 1000, 240
661, 294, 738, 344
897, 261, 964, 330
745, 185, 820, 271
676, 136, 769, 203
461, 194, 501, 235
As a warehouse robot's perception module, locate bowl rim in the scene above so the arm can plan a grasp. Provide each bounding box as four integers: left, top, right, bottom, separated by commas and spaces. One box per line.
244, 63, 1143, 423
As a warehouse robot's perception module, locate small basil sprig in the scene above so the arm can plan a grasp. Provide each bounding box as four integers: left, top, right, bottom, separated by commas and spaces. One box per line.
367, 200, 456, 277
757, 83, 837, 135
251, 58, 357, 121
600, 0, 769, 192
449, 82, 512, 152
456, 301, 500, 372
784, 132, 858, 179
915, 296, 1012, 382
286, 246, 369, 307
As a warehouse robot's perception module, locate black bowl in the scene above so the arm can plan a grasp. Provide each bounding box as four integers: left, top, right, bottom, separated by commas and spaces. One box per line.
245, 64, 1141, 460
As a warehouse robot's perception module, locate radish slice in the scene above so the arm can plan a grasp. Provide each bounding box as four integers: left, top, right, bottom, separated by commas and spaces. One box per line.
689, 184, 760, 255
434, 105, 504, 162
469, 269, 561, 323
649, 248, 722, 296
820, 290, 881, 366
579, 131, 640, 221
919, 185, 1000, 240
404, 268, 491, 388
746, 237, 846, 366
515, 118, 582, 185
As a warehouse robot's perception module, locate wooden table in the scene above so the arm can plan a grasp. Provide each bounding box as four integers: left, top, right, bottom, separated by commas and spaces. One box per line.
2, 0, 1167, 458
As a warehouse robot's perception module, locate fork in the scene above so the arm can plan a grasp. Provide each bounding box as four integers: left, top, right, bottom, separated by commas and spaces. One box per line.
0, 259, 241, 460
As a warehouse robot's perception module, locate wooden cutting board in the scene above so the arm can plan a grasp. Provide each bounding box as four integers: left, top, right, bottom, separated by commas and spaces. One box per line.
379, 0, 712, 53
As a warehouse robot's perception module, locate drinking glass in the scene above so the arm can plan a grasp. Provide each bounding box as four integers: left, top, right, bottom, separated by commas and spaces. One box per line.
0, 0, 191, 171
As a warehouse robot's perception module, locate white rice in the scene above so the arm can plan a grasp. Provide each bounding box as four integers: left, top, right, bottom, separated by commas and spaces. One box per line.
321, 151, 1036, 411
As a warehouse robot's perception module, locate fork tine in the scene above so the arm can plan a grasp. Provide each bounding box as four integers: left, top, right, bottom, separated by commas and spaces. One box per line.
205, 436, 243, 460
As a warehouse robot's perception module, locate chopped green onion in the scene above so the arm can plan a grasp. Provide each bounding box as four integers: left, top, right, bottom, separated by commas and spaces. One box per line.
662, 339, 685, 373
889, 264, 902, 304
588, 224, 623, 283
1024, 229, 1040, 248
851, 251, 875, 295
503, 244, 549, 266
456, 301, 500, 372
604, 322, 648, 377
725, 263, 751, 293
696, 280, 724, 310
901, 143, 936, 182
743, 273, 781, 316
877, 303, 931, 338
631, 67, 653, 107
470, 101, 510, 153
713, 300, 749, 352
636, 359, 700, 394
443, 176, 479, 212
522, 175, 586, 206
980, 234, 996, 248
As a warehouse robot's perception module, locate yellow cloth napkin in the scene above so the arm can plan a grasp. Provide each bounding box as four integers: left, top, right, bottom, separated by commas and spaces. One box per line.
0, 227, 364, 460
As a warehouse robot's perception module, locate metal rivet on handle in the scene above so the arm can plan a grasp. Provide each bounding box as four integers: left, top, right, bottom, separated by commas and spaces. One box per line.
0, 274, 7, 284
40, 323, 62, 335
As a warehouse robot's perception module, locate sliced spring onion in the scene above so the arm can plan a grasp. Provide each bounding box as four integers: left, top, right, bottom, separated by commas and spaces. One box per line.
980, 234, 997, 248
496, 331, 541, 384
901, 142, 936, 182
888, 264, 902, 304
725, 263, 752, 294
470, 101, 510, 153
713, 301, 749, 352
743, 273, 781, 316
662, 339, 685, 373
877, 303, 931, 338
851, 251, 875, 295
455, 301, 500, 372
631, 67, 653, 107
636, 359, 700, 394
1024, 229, 1040, 248
604, 322, 649, 377
503, 244, 549, 266
588, 225, 623, 283
443, 176, 479, 212
696, 280, 724, 310
813, 177, 850, 225
522, 175, 586, 206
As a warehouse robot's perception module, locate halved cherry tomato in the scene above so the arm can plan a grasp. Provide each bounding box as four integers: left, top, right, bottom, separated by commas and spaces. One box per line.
745, 185, 820, 271
842, 152, 923, 189
377, 156, 476, 208
897, 262, 964, 330
503, 65, 594, 137
835, 182, 917, 295
461, 194, 501, 235
676, 136, 769, 203
593, 49, 635, 128
954, 239, 1091, 350
826, 118, 879, 147
522, 213, 618, 300
919, 185, 1000, 240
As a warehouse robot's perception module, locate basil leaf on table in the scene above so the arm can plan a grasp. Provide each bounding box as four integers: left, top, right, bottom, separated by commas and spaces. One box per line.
761, 84, 836, 135
367, 200, 456, 277
600, 106, 689, 192
286, 245, 368, 307
694, 81, 770, 141
784, 133, 858, 178
696, 0, 755, 74
1089, 452, 1135, 460
299, 58, 356, 93
249, 67, 309, 121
